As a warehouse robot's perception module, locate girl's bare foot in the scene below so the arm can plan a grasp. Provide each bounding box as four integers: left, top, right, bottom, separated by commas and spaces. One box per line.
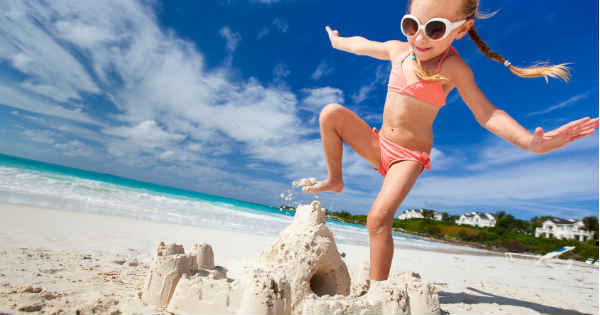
302, 178, 344, 193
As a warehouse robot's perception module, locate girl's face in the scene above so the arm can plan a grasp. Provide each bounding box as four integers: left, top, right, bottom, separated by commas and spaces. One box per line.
408, 0, 472, 61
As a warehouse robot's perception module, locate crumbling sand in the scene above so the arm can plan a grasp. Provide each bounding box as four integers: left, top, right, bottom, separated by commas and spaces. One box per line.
292, 178, 317, 188
141, 201, 441, 315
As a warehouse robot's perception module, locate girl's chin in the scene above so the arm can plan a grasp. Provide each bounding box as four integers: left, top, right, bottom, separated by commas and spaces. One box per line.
414, 51, 435, 61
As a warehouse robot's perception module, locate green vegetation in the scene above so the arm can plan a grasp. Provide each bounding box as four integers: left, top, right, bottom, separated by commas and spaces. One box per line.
324, 209, 599, 262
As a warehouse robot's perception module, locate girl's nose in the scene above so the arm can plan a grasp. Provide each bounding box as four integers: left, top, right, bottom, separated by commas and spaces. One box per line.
415, 29, 427, 42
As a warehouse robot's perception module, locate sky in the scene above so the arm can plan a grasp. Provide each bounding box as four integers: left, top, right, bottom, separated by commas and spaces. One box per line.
0, 0, 598, 220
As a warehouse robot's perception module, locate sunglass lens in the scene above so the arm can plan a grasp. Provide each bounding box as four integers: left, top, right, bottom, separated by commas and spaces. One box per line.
402, 18, 418, 36
425, 21, 446, 40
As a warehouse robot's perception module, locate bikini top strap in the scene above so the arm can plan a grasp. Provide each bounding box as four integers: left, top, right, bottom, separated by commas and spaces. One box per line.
435, 46, 455, 73
397, 49, 412, 63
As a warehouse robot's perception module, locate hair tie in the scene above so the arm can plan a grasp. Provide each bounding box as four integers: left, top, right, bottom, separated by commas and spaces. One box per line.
503, 60, 511, 67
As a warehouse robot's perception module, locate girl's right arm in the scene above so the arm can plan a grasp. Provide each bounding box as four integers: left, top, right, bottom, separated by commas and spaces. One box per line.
325, 26, 405, 61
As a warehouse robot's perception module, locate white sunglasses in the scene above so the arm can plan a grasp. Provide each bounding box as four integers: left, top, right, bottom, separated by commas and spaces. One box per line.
401, 14, 466, 41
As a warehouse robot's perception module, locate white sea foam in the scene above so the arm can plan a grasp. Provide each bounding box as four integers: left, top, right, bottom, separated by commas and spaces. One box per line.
0, 165, 484, 252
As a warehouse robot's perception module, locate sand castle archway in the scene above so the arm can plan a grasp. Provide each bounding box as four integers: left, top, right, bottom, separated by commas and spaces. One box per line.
142, 201, 441, 315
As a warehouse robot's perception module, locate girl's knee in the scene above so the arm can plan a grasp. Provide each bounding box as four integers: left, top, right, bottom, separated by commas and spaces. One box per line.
319, 103, 344, 124
367, 211, 393, 236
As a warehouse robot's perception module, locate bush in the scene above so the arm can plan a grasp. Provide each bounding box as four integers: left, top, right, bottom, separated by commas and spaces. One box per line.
424, 225, 442, 237
500, 239, 527, 252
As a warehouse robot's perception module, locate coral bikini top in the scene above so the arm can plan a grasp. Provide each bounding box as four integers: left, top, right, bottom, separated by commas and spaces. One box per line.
387, 46, 457, 107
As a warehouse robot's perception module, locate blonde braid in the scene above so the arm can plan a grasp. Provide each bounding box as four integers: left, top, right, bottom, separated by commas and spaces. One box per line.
468, 26, 571, 82
407, 0, 571, 83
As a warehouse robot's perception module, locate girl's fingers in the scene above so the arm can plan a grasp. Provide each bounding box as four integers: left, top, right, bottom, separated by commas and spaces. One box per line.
578, 127, 597, 135
579, 130, 597, 136
557, 117, 590, 132
571, 117, 591, 125
576, 119, 599, 130
573, 118, 595, 129
570, 131, 595, 142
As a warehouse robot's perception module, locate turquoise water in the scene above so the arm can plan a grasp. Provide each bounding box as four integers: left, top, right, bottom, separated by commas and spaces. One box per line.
0, 153, 481, 251
0, 153, 287, 215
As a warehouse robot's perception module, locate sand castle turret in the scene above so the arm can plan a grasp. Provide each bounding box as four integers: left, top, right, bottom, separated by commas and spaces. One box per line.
258, 200, 351, 313
141, 201, 441, 315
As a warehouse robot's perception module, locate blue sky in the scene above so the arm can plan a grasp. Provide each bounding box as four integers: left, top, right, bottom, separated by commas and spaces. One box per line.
0, 0, 597, 220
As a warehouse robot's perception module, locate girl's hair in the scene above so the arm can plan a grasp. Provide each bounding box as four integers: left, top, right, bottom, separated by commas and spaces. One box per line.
409, 0, 571, 83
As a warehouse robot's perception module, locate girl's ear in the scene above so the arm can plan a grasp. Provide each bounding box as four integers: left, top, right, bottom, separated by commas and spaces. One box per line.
455, 19, 474, 39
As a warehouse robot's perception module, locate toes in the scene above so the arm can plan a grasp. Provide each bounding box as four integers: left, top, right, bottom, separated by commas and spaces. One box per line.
302, 185, 316, 193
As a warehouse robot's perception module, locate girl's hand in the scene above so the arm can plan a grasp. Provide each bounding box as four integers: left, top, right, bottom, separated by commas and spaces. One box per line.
527, 117, 599, 154
325, 26, 340, 49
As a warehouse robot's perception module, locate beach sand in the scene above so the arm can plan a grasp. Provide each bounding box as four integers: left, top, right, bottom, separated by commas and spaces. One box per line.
0, 203, 597, 315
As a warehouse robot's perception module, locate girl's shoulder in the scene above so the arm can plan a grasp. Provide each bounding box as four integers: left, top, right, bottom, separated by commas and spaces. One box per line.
387, 41, 410, 62
439, 52, 474, 85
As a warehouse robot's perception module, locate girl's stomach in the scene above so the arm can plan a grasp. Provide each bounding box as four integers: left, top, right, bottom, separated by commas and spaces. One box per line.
381, 93, 438, 152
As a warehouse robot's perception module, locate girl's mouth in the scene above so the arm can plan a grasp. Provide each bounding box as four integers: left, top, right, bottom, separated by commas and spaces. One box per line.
415, 46, 432, 52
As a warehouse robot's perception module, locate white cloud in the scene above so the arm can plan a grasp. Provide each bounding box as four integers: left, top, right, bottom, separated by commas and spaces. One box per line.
0, 83, 102, 126
362, 113, 382, 124
0, 1, 101, 100
102, 120, 185, 149
429, 147, 454, 170
257, 18, 289, 39
527, 90, 591, 117
0, 1, 312, 165
409, 154, 597, 211
21, 129, 56, 144
20, 80, 81, 103
250, 0, 281, 5
272, 18, 288, 32
300, 87, 344, 113
351, 64, 388, 104
219, 26, 241, 54
352, 85, 373, 105
257, 28, 270, 39
54, 20, 117, 47
55, 140, 95, 158
467, 134, 598, 171
273, 63, 291, 81
219, 26, 241, 66
18, 129, 96, 158
311, 61, 334, 80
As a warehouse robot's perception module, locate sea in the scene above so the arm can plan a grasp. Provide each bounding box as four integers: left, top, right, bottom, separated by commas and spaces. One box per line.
0, 153, 486, 253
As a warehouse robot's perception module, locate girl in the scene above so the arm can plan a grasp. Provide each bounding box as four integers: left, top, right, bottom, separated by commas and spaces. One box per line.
302, 0, 599, 281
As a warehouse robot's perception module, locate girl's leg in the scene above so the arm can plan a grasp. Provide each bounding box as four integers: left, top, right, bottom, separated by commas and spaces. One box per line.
303, 103, 380, 194
367, 160, 423, 280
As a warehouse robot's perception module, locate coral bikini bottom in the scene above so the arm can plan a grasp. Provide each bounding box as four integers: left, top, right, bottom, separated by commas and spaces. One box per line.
373, 128, 431, 176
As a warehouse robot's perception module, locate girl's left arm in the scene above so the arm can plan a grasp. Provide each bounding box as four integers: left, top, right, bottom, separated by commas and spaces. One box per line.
447, 58, 598, 154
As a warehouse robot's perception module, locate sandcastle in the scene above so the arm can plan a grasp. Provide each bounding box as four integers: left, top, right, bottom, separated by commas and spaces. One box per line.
141, 201, 441, 315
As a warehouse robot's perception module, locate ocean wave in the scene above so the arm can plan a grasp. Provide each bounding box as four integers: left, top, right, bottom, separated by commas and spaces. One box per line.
0, 164, 482, 252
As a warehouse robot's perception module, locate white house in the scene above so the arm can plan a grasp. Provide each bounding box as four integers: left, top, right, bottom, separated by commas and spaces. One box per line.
535, 218, 593, 242
455, 212, 496, 228
398, 209, 443, 221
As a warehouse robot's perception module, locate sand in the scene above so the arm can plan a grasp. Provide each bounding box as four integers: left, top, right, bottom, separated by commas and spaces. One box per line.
0, 202, 597, 315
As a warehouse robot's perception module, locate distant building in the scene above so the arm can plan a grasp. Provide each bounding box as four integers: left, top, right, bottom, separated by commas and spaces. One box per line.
455, 212, 496, 228
398, 209, 443, 221
535, 218, 593, 242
